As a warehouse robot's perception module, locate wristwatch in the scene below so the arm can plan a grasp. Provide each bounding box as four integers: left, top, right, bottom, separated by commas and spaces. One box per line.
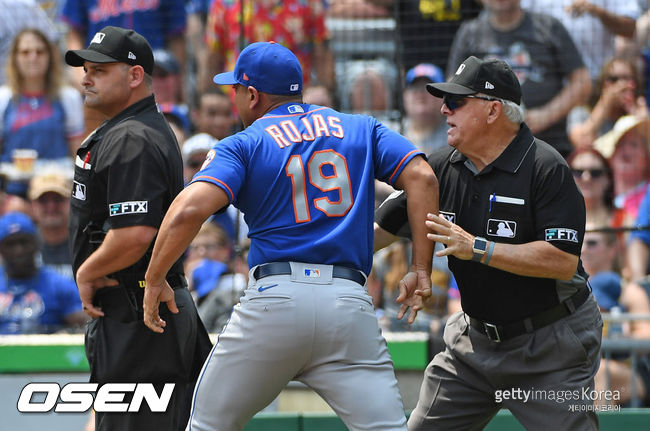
472, 236, 488, 262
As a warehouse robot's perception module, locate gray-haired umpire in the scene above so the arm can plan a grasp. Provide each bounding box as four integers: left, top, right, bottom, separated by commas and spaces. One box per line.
65, 26, 212, 431
375, 56, 602, 430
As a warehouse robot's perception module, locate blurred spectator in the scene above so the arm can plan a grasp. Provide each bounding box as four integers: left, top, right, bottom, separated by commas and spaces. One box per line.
28, 169, 73, 279
595, 115, 650, 230
60, 0, 186, 60
627, 8, 650, 105
201, 0, 334, 93
185, 222, 245, 333
569, 57, 648, 149
0, 28, 84, 196
584, 225, 650, 407
402, 63, 448, 155
0, 211, 85, 333
182, 133, 216, 185
338, 58, 399, 130
0, 176, 31, 216
1, 29, 83, 158
626, 185, 650, 282
152, 48, 184, 105
447, 0, 591, 158
582, 225, 620, 278
361, 0, 483, 72
159, 102, 191, 146
328, 0, 390, 19
0, 0, 59, 85
303, 83, 336, 108
567, 148, 615, 227
61, 0, 187, 134
521, 0, 640, 80
190, 88, 235, 141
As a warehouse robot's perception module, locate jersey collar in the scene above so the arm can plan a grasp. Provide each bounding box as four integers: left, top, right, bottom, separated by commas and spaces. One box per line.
90, 95, 157, 145
449, 123, 535, 174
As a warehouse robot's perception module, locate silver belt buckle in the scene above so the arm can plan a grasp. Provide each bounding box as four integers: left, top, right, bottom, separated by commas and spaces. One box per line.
483, 322, 502, 343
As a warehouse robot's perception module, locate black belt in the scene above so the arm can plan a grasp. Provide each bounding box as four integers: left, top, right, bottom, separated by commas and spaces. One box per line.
468, 286, 591, 343
253, 262, 366, 286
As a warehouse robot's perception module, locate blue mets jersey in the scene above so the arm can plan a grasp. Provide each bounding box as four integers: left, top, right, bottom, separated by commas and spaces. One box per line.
193, 103, 422, 275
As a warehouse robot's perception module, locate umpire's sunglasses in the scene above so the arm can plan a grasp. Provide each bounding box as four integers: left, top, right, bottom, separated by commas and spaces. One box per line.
442, 94, 502, 111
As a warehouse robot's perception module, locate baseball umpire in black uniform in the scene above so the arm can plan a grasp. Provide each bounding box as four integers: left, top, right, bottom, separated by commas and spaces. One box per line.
375, 56, 602, 430
65, 26, 212, 431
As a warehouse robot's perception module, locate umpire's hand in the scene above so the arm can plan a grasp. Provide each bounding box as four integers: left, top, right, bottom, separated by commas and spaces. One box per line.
143, 278, 179, 333
75, 269, 119, 318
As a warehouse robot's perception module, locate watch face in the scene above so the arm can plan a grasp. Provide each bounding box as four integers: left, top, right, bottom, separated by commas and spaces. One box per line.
473, 237, 488, 252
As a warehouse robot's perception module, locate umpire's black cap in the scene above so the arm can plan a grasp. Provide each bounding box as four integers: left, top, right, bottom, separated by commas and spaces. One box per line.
65, 26, 154, 75
426, 56, 522, 105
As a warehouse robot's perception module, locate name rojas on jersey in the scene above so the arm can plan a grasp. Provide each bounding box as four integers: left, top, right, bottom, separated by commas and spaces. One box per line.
264, 106, 344, 148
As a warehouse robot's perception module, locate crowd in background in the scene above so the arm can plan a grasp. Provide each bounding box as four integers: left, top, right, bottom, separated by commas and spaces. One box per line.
1, 0, 650, 408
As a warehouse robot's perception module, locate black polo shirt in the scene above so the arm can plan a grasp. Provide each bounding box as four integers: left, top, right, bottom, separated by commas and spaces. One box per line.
376, 124, 588, 324
69, 95, 184, 279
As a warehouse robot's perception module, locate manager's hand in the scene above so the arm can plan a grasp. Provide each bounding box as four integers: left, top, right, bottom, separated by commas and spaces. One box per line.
143, 278, 178, 333
396, 270, 432, 324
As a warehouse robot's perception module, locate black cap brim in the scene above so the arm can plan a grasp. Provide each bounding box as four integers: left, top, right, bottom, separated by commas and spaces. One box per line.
426, 82, 477, 98
65, 49, 119, 67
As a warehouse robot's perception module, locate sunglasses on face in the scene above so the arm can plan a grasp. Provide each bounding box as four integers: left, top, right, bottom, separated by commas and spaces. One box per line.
584, 238, 603, 249
571, 168, 606, 179
442, 95, 501, 111
605, 75, 633, 84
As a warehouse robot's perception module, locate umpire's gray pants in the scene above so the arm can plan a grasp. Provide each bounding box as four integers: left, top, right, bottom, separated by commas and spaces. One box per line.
409, 294, 602, 431
186, 262, 407, 431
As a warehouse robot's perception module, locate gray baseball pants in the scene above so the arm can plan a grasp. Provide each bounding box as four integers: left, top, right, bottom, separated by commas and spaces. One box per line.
186, 262, 408, 431
409, 295, 602, 431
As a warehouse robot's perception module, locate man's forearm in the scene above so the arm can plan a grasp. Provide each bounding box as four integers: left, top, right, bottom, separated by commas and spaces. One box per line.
146, 182, 230, 284
535, 68, 591, 130
485, 241, 578, 281
400, 158, 438, 273
592, 6, 636, 38
76, 226, 157, 281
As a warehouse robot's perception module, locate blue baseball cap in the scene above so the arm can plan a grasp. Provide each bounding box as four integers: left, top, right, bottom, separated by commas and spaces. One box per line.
405, 63, 444, 86
0, 212, 37, 243
213, 42, 303, 95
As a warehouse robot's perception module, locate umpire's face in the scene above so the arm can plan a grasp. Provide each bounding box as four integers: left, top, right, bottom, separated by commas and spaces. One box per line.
81, 61, 138, 118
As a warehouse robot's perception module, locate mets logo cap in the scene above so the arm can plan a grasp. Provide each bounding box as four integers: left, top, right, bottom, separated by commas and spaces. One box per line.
65, 26, 154, 75
0, 212, 37, 243
426, 56, 521, 104
213, 41, 303, 95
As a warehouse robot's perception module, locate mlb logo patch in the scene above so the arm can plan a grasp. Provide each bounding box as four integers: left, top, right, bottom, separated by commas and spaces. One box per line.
91, 32, 105, 44
304, 268, 320, 278
487, 219, 516, 238
287, 104, 304, 114
72, 181, 86, 201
